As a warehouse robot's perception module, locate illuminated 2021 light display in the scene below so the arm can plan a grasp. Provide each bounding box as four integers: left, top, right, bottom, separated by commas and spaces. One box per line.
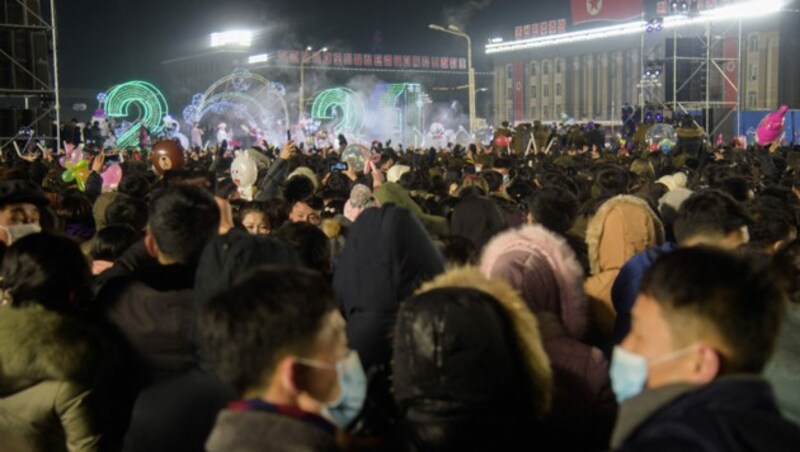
102, 81, 169, 147
310, 87, 365, 135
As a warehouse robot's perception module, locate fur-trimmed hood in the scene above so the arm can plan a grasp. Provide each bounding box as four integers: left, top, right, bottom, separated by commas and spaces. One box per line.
480, 225, 588, 340
585, 195, 664, 275
395, 267, 553, 418
0, 305, 106, 395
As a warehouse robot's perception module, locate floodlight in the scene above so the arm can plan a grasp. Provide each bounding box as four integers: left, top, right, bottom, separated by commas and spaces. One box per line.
210, 30, 253, 48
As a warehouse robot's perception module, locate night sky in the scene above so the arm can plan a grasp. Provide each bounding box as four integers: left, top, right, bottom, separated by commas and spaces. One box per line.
57, 0, 571, 90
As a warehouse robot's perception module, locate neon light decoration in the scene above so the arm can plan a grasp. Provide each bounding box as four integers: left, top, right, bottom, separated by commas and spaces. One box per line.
373, 83, 425, 144
102, 81, 169, 147
311, 88, 365, 135
185, 68, 289, 131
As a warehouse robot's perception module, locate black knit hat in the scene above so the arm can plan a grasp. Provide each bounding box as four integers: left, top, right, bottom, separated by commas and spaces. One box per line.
0, 180, 48, 207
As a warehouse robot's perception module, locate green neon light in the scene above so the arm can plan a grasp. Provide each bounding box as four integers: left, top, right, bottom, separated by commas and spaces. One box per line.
104, 81, 169, 147
311, 88, 364, 134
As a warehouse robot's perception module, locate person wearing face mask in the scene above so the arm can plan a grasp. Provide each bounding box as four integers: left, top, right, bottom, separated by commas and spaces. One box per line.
0, 179, 48, 245
610, 247, 800, 451
200, 267, 366, 451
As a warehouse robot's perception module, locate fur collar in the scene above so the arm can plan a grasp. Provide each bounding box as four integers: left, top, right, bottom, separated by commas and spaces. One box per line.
415, 267, 553, 417
585, 195, 664, 275
0, 305, 103, 394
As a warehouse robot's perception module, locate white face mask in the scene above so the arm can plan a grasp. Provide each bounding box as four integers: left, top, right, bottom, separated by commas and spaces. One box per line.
0, 224, 40, 245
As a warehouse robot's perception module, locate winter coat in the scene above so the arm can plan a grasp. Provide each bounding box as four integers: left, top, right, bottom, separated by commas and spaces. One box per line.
333, 205, 445, 434
480, 225, 616, 449
393, 268, 552, 451
450, 194, 507, 251
765, 303, 800, 424
613, 377, 800, 451
206, 409, 340, 452
373, 182, 449, 237
0, 305, 124, 452
584, 196, 664, 346
94, 241, 197, 382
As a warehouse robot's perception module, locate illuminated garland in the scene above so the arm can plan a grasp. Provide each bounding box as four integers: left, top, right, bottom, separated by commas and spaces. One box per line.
103, 81, 169, 147
310, 87, 365, 135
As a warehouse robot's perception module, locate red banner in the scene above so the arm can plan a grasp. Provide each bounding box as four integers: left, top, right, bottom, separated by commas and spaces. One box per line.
570, 0, 644, 25
394, 55, 403, 67
513, 60, 524, 122
278, 50, 289, 64
412, 56, 420, 68
364, 54, 372, 66
449, 57, 458, 70
421, 56, 430, 68
432, 57, 440, 69
458, 58, 467, 70
515, 26, 523, 39
333, 53, 342, 65
323, 52, 332, 65
531, 23, 539, 36
549, 20, 557, 33
289, 51, 300, 64
354, 53, 363, 66
312, 53, 322, 65
724, 37, 738, 104
343, 53, 353, 65
403, 55, 411, 67
558, 19, 567, 33
523, 24, 531, 38
540, 21, 548, 35
374, 55, 383, 67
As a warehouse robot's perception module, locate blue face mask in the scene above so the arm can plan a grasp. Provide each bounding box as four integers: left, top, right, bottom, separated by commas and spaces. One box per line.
297, 351, 367, 428
609, 345, 696, 403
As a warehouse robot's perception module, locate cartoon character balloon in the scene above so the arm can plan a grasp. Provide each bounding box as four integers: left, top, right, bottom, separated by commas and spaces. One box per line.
756, 105, 788, 146
231, 151, 258, 200
645, 124, 677, 147
61, 159, 90, 191
150, 139, 185, 174
101, 164, 123, 191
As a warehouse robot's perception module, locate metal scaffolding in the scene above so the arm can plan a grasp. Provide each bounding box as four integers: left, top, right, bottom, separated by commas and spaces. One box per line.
0, 0, 60, 155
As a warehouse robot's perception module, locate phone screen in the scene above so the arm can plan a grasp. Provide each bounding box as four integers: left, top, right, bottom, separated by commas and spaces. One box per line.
329, 161, 348, 172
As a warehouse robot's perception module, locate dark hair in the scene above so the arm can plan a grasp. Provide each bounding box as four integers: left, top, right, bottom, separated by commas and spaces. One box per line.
673, 190, 750, 245
481, 170, 504, 193
118, 172, 151, 200
105, 195, 148, 231
527, 186, 579, 234
746, 199, 797, 251
91, 225, 140, 261
438, 235, 478, 266
276, 222, 331, 273
0, 233, 91, 314
715, 176, 750, 202
264, 198, 290, 232
199, 267, 336, 394
640, 247, 785, 374
148, 185, 220, 264
56, 189, 94, 225
593, 167, 629, 197
283, 176, 315, 205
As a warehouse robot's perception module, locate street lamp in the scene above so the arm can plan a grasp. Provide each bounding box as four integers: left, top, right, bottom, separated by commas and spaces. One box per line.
299, 47, 328, 121
429, 23, 476, 132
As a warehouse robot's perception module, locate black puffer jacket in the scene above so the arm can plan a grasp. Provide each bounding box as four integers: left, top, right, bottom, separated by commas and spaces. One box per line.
392, 268, 553, 451
333, 205, 444, 434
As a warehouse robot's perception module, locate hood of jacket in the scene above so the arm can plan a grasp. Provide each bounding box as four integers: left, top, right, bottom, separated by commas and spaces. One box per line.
450, 195, 507, 251
374, 182, 449, 237
586, 195, 664, 275
0, 305, 106, 395
393, 267, 552, 419
480, 225, 587, 340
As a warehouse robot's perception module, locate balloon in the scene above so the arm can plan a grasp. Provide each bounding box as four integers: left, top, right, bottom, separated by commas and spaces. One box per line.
645, 124, 677, 146
659, 139, 675, 153
341, 144, 372, 172
150, 139, 185, 174
494, 135, 510, 148
60, 158, 90, 192
101, 164, 123, 190
756, 105, 788, 146
230, 152, 258, 201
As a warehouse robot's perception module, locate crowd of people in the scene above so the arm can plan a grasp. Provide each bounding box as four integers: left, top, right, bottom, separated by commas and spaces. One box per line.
1, 115, 800, 451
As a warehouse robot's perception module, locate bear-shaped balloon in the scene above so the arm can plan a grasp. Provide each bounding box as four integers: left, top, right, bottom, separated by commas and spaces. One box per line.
150, 139, 185, 174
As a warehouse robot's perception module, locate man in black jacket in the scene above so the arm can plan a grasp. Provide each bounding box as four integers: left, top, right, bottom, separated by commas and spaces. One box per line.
95, 184, 220, 381
611, 247, 800, 451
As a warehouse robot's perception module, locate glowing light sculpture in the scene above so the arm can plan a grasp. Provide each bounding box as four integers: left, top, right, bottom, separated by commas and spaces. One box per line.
311, 88, 365, 135
103, 81, 169, 147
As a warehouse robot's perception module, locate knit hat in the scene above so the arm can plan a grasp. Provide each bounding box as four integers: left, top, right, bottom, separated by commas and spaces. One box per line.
344, 184, 378, 222
288, 167, 320, 191
0, 180, 49, 207
386, 164, 411, 184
